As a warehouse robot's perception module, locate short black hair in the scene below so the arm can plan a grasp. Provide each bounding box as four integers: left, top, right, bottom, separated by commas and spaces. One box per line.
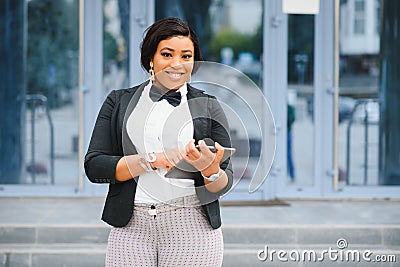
140, 17, 203, 73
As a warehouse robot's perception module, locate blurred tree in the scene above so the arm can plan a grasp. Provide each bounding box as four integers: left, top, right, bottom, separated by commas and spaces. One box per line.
103, 31, 119, 69
102, 0, 129, 89
209, 28, 251, 61
27, 0, 78, 108
250, 23, 263, 61
208, 25, 263, 62
155, 0, 262, 62
117, 0, 129, 73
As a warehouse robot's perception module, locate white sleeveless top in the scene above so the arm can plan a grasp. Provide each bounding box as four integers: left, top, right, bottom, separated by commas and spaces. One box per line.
126, 82, 196, 203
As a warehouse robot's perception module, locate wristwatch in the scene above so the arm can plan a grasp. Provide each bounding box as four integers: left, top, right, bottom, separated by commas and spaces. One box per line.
145, 152, 157, 163
138, 152, 157, 171
203, 169, 223, 182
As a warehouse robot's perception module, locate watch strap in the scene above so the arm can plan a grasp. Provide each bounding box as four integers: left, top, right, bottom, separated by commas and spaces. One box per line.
202, 168, 223, 182
137, 157, 157, 171
145, 152, 157, 163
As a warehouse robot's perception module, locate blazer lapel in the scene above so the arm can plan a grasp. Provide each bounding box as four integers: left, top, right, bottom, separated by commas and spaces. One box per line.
120, 82, 148, 155
187, 84, 209, 142
121, 81, 148, 118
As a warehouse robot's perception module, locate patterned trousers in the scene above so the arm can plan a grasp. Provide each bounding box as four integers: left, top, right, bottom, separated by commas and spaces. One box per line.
106, 195, 223, 267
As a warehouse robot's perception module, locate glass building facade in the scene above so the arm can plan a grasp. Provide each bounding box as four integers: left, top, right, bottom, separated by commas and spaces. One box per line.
1, 0, 399, 199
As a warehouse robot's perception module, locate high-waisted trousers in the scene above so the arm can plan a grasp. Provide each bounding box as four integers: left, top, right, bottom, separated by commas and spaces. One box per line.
105, 195, 223, 267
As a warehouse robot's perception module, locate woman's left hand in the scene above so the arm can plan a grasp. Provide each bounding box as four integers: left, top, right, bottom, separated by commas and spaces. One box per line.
184, 139, 224, 177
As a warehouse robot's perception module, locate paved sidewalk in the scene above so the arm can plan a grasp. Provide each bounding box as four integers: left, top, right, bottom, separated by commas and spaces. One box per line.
0, 197, 399, 226
1, 198, 399, 267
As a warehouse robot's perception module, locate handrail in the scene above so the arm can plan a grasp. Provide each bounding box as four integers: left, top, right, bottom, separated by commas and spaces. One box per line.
25, 94, 55, 184
345, 98, 379, 185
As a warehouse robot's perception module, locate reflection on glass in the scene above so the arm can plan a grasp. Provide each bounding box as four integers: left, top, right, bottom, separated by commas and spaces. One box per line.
23, 0, 79, 185
192, 64, 265, 188
156, 0, 264, 194
287, 14, 315, 186
338, 0, 380, 186
103, 0, 130, 95
156, 0, 263, 86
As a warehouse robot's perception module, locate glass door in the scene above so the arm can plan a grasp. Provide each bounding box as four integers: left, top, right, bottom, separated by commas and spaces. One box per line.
0, 0, 81, 196
338, 0, 380, 188
274, 0, 335, 198
334, 0, 400, 197
274, 0, 399, 199
286, 14, 315, 188
155, 0, 267, 201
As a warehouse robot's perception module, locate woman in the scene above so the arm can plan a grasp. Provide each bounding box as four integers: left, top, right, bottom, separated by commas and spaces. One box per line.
85, 17, 233, 266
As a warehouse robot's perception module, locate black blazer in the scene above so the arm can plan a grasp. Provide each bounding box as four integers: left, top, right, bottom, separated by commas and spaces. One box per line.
84, 82, 233, 229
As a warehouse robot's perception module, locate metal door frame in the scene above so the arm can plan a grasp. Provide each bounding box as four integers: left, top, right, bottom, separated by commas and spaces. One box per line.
272, 0, 400, 199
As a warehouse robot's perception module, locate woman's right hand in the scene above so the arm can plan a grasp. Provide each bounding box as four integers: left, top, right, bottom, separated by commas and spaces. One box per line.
151, 148, 185, 170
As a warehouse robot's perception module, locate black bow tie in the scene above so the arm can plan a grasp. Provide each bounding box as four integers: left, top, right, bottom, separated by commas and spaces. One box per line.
149, 86, 182, 107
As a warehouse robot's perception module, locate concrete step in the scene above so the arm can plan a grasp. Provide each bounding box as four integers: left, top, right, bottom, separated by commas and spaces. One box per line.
0, 225, 110, 245
1, 224, 399, 247
1, 225, 399, 267
223, 245, 400, 267
0, 244, 106, 267
222, 225, 400, 247
0, 244, 399, 267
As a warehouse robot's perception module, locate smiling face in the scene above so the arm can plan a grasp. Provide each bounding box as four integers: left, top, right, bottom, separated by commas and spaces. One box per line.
152, 35, 194, 91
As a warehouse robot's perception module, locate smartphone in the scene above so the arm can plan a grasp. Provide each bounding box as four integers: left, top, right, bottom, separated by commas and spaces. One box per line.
195, 145, 233, 152
165, 145, 236, 178
195, 145, 236, 160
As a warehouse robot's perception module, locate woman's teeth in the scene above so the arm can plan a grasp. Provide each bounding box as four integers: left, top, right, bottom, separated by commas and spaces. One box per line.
167, 72, 183, 79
